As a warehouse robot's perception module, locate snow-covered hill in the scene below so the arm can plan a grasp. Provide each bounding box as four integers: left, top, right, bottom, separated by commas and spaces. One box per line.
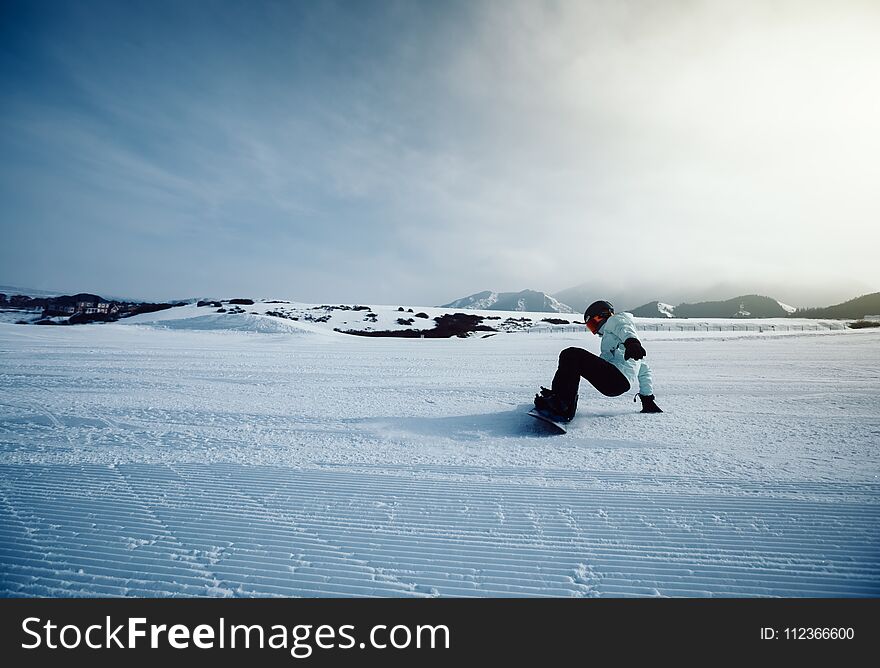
119, 299, 584, 336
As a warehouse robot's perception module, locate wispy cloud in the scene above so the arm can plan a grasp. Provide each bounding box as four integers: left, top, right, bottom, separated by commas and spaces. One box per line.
1, 0, 878, 304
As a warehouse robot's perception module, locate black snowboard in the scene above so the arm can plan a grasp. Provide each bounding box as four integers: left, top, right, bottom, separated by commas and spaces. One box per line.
528, 408, 568, 433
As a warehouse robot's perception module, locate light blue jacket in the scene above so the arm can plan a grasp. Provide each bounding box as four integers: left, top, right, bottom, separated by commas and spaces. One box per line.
598, 312, 654, 395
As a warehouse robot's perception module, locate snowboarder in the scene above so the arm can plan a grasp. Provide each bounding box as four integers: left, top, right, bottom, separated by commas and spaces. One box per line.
533, 300, 663, 421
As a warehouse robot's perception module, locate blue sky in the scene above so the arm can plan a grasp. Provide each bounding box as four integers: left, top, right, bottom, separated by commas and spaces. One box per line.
2, 0, 879, 306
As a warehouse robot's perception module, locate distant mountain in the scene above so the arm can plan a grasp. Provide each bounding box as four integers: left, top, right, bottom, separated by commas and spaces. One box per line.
673, 295, 791, 318
629, 301, 677, 318
629, 295, 794, 319
0, 284, 64, 298
0, 284, 139, 303
441, 290, 574, 313
553, 279, 873, 314
791, 292, 880, 319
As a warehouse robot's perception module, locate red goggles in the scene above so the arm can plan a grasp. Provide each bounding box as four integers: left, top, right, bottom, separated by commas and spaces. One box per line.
585, 313, 610, 334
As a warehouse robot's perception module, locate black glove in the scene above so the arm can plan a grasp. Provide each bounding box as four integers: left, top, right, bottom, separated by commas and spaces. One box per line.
637, 394, 663, 413
623, 337, 646, 360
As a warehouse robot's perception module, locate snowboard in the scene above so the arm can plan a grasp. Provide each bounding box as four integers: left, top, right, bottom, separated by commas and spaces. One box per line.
528, 408, 568, 433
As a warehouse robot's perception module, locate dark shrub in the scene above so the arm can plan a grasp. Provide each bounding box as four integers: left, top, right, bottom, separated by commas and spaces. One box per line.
123, 303, 176, 317
339, 312, 496, 339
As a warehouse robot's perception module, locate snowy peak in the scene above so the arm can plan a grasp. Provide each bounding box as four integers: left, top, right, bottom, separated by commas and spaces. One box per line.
658, 302, 675, 318
441, 290, 574, 313
442, 290, 501, 310
630, 301, 676, 318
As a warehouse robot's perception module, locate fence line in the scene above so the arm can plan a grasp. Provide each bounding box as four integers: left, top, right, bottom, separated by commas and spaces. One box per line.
511, 322, 848, 334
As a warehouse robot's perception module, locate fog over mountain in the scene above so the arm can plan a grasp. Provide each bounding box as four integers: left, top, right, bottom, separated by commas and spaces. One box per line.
553, 278, 874, 314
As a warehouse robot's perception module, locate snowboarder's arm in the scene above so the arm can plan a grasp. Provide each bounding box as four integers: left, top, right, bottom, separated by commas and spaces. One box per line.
605, 313, 639, 341
637, 360, 654, 396
606, 314, 645, 359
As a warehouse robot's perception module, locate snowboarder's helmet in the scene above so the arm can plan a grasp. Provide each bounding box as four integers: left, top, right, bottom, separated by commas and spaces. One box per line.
584, 300, 614, 334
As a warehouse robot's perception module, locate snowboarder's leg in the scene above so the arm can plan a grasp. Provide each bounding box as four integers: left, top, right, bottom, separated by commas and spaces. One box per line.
551, 347, 630, 400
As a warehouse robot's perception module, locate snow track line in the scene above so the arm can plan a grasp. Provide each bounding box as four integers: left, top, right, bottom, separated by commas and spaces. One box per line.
315, 463, 880, 500
1, 463, 877, 597
11, 473, 877, 558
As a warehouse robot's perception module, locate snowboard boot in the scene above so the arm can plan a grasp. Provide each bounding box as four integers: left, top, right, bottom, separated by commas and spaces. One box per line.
635, 393, 663, 413
535, 388, 578, 421
533, 388, 552, 412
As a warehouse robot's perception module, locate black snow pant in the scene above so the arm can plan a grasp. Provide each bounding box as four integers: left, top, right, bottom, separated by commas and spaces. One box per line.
551, 347, 631, 402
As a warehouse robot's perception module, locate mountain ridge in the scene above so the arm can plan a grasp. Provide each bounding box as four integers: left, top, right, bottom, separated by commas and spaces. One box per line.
790, 293, 880, 319
440, 290, 574, 313
628, 293, 880, 319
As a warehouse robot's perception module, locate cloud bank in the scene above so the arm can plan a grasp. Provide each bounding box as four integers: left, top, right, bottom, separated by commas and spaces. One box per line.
1, 0, 878, 306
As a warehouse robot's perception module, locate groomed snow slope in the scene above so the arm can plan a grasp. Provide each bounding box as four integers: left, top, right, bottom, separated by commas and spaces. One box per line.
0, 321, 878, 597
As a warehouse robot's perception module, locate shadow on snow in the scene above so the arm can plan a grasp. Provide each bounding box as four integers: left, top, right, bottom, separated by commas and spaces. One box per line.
349, 405, 652, 446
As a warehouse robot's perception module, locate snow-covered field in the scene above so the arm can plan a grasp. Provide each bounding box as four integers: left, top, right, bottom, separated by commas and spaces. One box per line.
1, 309, 878, 597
